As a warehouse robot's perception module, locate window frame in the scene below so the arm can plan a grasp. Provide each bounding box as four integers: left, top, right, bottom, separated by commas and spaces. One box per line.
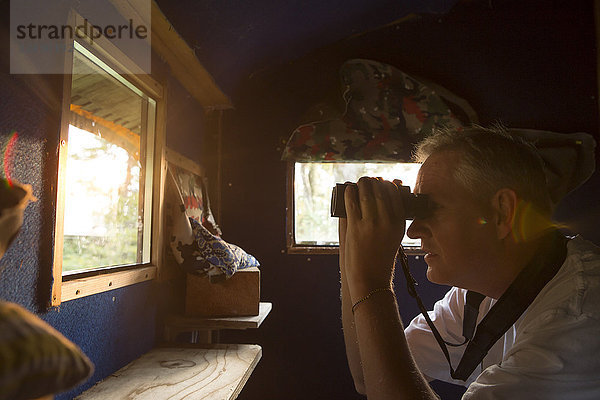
286, 162, 337, 255
285, 162, 425, 256
51, 13, 166, 305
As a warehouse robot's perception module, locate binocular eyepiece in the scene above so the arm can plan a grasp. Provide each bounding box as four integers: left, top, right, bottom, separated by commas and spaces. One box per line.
330, 183, 432, 219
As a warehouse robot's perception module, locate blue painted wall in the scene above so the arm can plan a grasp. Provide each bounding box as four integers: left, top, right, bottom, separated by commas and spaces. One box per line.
0, 2, 207, 395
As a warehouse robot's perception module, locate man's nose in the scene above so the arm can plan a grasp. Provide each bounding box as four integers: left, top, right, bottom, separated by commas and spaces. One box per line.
406, 219, 426, 239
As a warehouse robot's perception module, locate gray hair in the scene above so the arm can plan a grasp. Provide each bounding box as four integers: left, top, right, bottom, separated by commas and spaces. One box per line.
413, 125, 553, 215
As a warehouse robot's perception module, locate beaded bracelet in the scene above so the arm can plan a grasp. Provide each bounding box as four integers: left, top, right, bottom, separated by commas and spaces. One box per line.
351, 287, 394, 314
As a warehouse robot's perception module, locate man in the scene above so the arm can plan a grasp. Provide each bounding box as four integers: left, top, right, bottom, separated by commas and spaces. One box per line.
339, 126, 600, 399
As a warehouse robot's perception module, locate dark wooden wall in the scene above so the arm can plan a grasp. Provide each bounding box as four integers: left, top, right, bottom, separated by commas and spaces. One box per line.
217, 1, 598, 399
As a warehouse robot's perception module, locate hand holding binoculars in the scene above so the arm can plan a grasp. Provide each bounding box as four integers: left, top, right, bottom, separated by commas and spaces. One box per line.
330, 182, 432, 219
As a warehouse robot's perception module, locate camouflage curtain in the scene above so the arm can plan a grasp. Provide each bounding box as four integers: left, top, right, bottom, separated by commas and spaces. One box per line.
282, 59, 474, 162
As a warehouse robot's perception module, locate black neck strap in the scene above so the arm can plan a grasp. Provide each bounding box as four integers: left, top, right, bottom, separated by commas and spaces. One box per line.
400, 230, 568, 382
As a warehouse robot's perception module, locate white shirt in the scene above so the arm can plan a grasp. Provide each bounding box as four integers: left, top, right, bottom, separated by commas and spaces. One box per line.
405, 236, 600, 399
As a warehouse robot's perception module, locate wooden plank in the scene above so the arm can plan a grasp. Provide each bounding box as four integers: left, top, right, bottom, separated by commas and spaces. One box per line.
165, 302, 272, 331
51, 41, 76, 306
61, 266, 156, 302
152, 89, 168, 282
165, 148, 205, 177
76, 345, 262, 400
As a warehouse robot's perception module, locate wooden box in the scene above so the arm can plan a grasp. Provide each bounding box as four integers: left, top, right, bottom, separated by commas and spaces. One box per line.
185, 267, 260, 317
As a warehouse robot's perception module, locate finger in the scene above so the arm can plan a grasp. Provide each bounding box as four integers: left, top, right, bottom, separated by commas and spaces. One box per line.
372, 179, 393, 221
338, 215, 347, 244
385, 180, 403, 220
338, 216, 347, 266
343, 183, 361, 221
390, 180, 407, 241
357, 177, 376, 220
381, 180, 400, 220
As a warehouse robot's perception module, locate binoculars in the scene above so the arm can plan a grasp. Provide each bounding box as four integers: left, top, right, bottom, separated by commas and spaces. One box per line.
330, 183, 432, 219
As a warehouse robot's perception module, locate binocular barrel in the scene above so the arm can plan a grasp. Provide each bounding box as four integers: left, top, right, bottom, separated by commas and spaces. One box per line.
330, 183, 431, 219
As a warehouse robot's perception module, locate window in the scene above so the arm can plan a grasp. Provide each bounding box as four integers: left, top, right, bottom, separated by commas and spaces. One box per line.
61, 44, 155, 274
53, 38, 163, 304
287, 162, 422, 254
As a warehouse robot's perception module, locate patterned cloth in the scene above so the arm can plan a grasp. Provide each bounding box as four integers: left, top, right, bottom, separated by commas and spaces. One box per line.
166, 169, 259, 277
0, 301, 94, 400
0, 180, 92, 399
282, 59, 470, 162
185, 218, 259, 277
169, 164, 221, 236
0, 180, 35, 259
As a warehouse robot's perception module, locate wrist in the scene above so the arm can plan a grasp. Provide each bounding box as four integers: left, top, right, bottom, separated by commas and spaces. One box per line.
351, 287, 395, 314
347, 274, 393, 304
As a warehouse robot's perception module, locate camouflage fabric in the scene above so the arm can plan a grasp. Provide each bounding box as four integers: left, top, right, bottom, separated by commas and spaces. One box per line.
282, 59, 465, 162
508, 129, 596, 205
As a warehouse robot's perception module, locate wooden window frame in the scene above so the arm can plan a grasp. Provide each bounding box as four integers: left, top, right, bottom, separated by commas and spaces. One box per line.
51, 13, 167, 305
286, 162, 338, 255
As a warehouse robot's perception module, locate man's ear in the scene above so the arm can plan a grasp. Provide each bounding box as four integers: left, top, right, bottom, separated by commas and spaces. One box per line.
491, 188, 518, 240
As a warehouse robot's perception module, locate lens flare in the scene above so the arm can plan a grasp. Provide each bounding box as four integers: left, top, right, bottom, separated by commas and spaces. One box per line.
512, 199, 558, 243
3, 132, 18, 187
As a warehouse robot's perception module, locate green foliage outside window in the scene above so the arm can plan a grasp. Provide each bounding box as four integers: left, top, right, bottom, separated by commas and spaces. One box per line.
62, 127, 141, 272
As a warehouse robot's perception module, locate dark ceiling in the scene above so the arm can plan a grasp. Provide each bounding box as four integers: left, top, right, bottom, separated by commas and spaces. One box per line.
154, 0, 460, 96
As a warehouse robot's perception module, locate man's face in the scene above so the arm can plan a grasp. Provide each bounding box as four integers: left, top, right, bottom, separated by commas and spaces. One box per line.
406, 150, 498, 290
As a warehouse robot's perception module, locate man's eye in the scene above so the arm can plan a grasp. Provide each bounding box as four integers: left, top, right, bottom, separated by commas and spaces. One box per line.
427, 201, 440, 215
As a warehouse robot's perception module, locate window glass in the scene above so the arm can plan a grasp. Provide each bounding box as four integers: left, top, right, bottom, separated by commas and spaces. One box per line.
61, 44, 155, 274
294, 162, 421, 248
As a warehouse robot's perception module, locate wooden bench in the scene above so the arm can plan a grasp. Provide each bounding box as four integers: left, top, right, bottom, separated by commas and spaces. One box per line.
76, 344, 262, 400
77, 303, 272, 399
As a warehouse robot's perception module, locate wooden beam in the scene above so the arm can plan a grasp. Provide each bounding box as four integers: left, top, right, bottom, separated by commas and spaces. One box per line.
150, 1, 233, 111
108, 0, 231, 110
165, 148, 205, 177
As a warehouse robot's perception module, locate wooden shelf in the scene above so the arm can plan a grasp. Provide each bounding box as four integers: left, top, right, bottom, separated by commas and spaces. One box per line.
76, 344, 261, 400
165, 302, 272, 331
